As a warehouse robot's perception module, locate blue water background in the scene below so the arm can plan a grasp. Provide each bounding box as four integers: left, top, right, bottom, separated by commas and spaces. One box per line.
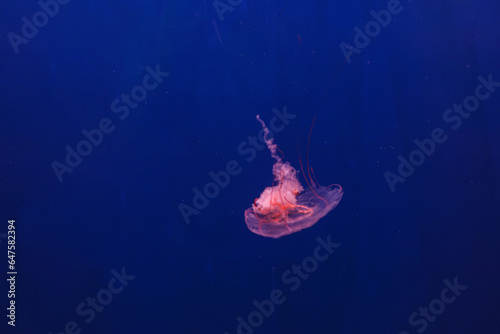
1, 1, 500, 333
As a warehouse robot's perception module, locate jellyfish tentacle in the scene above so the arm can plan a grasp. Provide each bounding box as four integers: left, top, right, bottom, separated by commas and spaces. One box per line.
310, 167, 322, 188
306, 112, 318, 187
298, 145, 329, 206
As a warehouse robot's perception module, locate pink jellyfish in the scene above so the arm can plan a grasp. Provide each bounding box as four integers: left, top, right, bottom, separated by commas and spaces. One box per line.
244, 115, 343, 238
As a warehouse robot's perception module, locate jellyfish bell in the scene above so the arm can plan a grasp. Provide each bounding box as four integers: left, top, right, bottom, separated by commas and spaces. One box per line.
245, 183, 343, 238
244, 114, 343, 238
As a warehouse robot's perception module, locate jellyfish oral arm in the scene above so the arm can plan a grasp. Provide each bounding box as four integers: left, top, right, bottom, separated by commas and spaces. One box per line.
257, 115, 281, 163
254, 162, 304, 210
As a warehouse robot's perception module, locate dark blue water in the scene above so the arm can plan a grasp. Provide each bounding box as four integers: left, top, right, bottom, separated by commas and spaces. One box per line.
1, 1, 500, 333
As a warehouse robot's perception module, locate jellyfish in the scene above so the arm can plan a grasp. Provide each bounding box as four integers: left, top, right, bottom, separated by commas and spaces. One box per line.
244, 115, 343, 238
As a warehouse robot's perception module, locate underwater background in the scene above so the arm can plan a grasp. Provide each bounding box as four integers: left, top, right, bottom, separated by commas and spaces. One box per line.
1, 0, 500, 333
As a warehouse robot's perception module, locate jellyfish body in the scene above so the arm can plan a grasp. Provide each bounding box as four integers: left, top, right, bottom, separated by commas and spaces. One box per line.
244, 115, 343, 238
